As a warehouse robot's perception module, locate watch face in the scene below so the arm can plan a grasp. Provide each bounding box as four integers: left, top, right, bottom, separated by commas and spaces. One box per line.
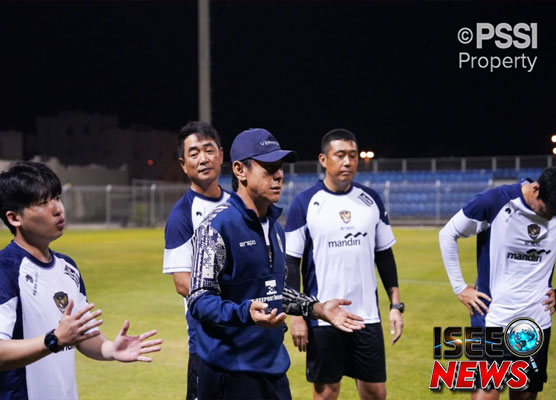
45, 331, 60, 352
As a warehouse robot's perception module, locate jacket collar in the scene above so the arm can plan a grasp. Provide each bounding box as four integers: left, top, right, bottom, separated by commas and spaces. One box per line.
228, 191, 283, 226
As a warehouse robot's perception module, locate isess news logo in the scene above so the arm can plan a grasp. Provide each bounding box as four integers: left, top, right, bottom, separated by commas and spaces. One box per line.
430, 318, 543, 391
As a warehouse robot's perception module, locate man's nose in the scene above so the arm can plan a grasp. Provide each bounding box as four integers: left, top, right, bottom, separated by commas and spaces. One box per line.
273, 168, 283, 180
51, 199, 63, 215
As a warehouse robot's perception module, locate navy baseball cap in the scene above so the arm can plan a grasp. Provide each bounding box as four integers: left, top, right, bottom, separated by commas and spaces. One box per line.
230, 128, 298, 163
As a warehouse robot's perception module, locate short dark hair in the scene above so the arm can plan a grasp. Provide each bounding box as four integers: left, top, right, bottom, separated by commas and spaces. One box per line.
231, 158, 252, 192
537, 167, 556, 216
321, 128, 359, 154
178, 121, 222, 159
0, 161, 62, 235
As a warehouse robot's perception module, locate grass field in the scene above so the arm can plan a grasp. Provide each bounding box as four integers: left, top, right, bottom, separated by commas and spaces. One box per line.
1, 227, 554, 399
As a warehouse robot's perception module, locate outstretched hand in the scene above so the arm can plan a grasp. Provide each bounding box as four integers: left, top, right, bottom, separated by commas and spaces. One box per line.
456, 285, 491, 316
250, 301, 287, 328
54, 300, 103, 348
111, 320, 162, 363
312, 299, 365, 332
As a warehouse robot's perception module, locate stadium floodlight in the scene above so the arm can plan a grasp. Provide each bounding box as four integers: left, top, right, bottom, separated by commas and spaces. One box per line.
552, 135, 556, 143
552, 148, 556, 155
360, 150, 375, 159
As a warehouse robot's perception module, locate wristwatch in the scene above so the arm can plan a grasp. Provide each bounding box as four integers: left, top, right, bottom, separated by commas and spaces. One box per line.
44, 329, 62, 353
390, 302, 405, 313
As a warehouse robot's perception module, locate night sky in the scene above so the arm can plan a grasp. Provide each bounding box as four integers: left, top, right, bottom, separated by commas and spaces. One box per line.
1, 1, 556, 160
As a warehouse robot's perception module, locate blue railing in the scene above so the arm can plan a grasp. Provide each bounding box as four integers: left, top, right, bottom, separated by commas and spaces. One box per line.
222, 168, 544, 225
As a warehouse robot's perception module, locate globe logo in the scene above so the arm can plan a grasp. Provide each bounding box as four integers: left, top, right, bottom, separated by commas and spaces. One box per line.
504, 318, 543, 357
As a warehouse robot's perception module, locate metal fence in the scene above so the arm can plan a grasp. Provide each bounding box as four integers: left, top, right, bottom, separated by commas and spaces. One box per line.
62, 183, 187, 228
61, 154, 553, 228
220, 154, 556, 175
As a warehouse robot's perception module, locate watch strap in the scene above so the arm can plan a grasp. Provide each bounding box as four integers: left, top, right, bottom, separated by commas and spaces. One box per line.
390, 302, 405, 313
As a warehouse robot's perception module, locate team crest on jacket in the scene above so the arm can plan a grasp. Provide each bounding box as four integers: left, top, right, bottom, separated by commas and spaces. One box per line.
53, 291, 69, 312
339, 210, 351, 224
527, 224, 541, 240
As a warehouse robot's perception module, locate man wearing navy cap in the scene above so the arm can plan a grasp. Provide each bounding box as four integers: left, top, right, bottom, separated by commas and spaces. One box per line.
188, 128, 364, 400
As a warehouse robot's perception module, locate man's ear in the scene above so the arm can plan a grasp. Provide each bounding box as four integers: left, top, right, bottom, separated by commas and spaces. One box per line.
178, 157, 188, 175
6, 210, 21, 230
219, 147, 224, 166
318, 153, 327, 169
233, 161, 246, 183
532, 182, 541, 197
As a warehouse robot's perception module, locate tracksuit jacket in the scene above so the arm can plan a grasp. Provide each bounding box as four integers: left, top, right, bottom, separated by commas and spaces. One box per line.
188, 192, 315, 375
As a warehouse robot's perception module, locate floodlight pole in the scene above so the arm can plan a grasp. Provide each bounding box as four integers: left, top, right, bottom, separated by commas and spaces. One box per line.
199, 0, 211, 123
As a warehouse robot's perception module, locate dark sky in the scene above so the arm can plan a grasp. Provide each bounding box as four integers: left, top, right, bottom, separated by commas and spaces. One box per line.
1, 1, 556, 160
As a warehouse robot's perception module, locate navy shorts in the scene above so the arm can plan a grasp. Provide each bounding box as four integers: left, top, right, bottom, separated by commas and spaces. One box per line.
306, 323, 386, 383
187, 353, 201, 400
197, 358, 292, 400
484, 328, 551, 393
471, 315, 551, 392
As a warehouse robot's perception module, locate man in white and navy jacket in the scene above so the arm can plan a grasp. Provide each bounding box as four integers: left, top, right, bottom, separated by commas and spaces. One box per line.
188, 128, 364, 400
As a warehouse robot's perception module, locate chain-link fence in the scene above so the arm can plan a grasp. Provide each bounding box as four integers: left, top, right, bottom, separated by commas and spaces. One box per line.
60, 176, 495, 228
61, 155, 553, 227
62, 183, 187, 227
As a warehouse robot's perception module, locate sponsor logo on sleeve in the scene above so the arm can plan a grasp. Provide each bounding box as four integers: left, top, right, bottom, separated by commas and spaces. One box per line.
357, 192, 374, 207
64, 265, 81, 288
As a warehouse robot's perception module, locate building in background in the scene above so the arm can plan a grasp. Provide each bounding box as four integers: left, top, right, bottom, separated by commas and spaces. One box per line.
0, 130, 24, 160
26, 111, 181, 183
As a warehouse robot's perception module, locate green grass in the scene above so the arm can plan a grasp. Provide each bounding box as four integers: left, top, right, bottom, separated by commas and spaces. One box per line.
1, 227, 554, 399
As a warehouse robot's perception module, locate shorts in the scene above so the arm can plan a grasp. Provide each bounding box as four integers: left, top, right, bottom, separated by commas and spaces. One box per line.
470, 315, 550, 393
197, 357, 292, 400
484, 328, 551, 393
187, 353, 201, 400
306, 322, 386, 383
